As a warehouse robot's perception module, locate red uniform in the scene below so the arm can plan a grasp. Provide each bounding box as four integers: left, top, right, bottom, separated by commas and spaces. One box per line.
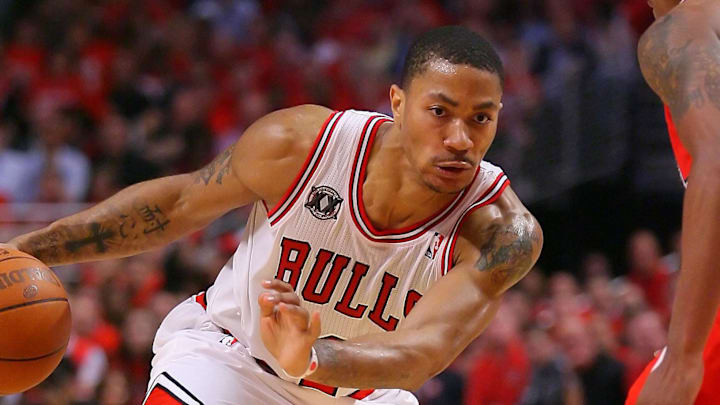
626, 106, 720, 404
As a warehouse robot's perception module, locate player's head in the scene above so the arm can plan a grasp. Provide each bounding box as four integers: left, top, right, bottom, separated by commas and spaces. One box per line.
648, 0, 683, 18
390, 26, 504, 194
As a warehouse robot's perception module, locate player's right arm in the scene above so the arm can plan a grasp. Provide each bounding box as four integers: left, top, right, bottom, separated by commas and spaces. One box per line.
6, 105, 332, 266
635, 4, 720, 404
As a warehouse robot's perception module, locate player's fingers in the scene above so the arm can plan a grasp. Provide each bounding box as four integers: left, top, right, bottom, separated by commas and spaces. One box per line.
265, 291, 301, 306
277, 303, 310, 329
309, 311, 321, 339
258, 293, 278, 317
262, 279, 295, 293
277, 302, 308, 320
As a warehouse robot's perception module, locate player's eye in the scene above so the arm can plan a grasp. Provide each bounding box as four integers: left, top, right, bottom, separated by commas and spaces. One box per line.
475, 114, 490, 124
429, 106, 445, 117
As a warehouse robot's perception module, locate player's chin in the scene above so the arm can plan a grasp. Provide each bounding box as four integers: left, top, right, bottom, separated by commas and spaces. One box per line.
425, 169, 474, 194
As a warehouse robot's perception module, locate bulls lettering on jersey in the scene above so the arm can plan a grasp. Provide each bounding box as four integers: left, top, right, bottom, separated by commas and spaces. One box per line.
275, 237, 418, 331
204, 110, 511, 397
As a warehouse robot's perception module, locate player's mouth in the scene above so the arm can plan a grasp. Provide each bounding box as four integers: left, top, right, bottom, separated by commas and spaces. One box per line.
434, 161, 473, 178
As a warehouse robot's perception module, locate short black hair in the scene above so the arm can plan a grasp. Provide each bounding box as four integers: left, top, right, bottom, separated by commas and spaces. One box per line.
400, 26, 504, 89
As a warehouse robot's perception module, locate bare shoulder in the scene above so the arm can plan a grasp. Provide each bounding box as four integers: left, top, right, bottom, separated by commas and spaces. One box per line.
234, 104, 335, 204
638, 1, 720, 117
453, 187, 543, 297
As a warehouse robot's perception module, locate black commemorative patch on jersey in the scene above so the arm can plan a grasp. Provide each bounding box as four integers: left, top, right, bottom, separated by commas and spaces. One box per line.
305, 186, 343, 220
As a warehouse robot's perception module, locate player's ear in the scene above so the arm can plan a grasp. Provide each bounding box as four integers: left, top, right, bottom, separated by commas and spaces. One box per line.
390, 84, 405, 127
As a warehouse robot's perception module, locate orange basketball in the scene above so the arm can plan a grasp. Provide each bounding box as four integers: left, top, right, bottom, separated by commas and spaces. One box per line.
0, 248, 71, 394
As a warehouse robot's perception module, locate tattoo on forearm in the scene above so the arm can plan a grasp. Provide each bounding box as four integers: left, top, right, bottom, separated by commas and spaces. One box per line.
136, 204, 170, 234
17, 199, 173, 264
64, 223, 115, 253
196, 144, 235, 185
638, 14, 720, 118
475, 215, 541, 288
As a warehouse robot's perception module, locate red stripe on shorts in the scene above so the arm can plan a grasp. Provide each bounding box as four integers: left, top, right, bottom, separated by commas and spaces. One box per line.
145, 385, 185, 405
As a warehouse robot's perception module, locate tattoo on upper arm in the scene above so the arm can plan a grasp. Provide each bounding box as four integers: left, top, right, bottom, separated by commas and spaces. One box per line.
474, 215, 541, 288
196, 144, 235, 185
638, 14, 720, 118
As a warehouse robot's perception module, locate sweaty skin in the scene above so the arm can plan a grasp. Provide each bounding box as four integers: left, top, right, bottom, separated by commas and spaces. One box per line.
6, 61, 542, 391
635, 0, 720, 404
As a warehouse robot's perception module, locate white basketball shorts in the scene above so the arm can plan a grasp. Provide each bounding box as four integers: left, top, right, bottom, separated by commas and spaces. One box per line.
143, 295, 419, 405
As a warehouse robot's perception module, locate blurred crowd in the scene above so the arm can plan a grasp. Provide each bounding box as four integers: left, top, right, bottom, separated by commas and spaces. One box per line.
0, 0, 679, 404
417, 228, 679, 405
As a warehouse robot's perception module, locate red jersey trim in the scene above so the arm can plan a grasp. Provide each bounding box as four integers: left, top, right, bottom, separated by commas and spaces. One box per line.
194, 292, 207, 310
440, 173, 510, 276
266, 111, 343, 225
348, 116, 480, 243
664, 106, 692, 185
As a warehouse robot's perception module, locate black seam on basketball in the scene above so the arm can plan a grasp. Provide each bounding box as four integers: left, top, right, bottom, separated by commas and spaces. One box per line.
0, 297, 69, 314
0, 256, 44, 265
162, 372, 204, 405
0, 343, 67, 362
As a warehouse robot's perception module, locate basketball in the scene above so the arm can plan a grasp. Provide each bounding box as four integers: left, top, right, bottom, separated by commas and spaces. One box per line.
0, 247, 71, 394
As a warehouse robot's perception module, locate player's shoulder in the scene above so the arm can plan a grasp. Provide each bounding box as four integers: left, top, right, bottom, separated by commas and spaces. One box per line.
460, 185, 531, 235
241, 104, 335, 157
450, 183, 542, 295
455, 179, 541, 260
232, 104, 336, 204
640, 0, 716, 48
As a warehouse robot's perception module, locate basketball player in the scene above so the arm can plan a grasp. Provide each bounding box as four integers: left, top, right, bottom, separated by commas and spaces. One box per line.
2, 26, 542, 404
625, 1, 720, 404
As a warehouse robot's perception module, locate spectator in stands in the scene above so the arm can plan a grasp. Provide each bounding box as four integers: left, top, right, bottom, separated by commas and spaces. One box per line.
620, 310, 667, 389
556, 316, 626, 405
626, 229, 672, 319
25, 109, 90, 202
66, 290, 110, 403
464, 303, 531, 405
520, 327, 583, 405
0, 123, 34, 202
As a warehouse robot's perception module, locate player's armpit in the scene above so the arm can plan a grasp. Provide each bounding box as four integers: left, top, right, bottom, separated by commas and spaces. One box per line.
308, 187, 542, 391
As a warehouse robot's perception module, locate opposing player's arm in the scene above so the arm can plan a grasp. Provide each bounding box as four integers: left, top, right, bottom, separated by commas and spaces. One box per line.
9, 105, 332, 266
638, 9, 720, 363
308, 187, 542, 390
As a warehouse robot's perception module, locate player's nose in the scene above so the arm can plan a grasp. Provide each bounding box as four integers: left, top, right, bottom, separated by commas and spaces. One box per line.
444, 119, 473, 152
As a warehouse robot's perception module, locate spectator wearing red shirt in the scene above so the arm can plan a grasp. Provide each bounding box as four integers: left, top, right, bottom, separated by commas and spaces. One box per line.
617, 310, 666, 390
465, 303, 531, 405
626, 230, 672, 319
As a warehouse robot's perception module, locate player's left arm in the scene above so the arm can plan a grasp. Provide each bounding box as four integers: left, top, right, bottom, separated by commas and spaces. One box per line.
638, 10, 720, 378
260, 187, 542, 390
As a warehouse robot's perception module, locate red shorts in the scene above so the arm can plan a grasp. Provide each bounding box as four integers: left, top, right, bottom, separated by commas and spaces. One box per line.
626, 313, 720, 405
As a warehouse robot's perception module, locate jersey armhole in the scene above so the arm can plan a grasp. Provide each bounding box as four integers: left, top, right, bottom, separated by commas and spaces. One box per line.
439, 173, 510, 277
264, 111, 341, 225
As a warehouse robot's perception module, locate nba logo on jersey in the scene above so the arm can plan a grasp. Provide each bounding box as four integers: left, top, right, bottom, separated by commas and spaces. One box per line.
425, 232, 444, 259
305, 186, 343, 220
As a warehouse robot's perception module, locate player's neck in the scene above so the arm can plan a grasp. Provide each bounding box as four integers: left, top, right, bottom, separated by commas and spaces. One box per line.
360, 122, 458, 231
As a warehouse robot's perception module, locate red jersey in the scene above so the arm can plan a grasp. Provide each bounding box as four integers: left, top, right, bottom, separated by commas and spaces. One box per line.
664, 106, 693, 186
627, 106, 720, 405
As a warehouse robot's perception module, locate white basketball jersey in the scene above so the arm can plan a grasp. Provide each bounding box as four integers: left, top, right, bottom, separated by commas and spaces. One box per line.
205, 110, 510, 398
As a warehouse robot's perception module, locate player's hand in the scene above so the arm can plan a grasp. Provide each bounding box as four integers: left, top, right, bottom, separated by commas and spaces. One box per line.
0, 243, 18, 254
258, 279, 321, 378
636, 352, 703, 405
